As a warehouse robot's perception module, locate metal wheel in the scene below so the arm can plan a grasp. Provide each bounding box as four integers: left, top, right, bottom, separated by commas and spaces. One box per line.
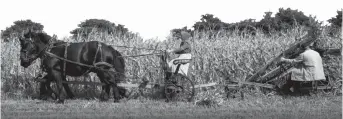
165, 74, 195, 102
138, 79, 151, 98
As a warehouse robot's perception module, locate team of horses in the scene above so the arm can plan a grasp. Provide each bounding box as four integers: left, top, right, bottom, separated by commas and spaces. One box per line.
19, 30, 127, 103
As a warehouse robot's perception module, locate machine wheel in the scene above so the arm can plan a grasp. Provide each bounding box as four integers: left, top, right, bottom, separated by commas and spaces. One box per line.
165, 74, 195, 102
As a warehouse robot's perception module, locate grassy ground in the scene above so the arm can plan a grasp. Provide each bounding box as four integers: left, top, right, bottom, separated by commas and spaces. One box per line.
1, 95, 341, 119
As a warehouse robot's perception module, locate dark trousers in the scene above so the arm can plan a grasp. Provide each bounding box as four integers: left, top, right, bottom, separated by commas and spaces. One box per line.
279, 73, 303, 95
283, 78, 317, 96
281, 79, 301, 95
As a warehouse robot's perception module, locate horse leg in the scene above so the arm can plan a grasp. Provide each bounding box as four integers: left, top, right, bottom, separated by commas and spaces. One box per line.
39, 75, 54, 100
44, 80, 59, 100
97, 72, 111, 101
39, 81, 48, 100
100, 84, 111, 101
99, 71, 122, 102
42, 74, 73, 99
40, 77, 73, 100
62, 83, 74, 99
112, 83, 121, 103
49, 70, 65, 103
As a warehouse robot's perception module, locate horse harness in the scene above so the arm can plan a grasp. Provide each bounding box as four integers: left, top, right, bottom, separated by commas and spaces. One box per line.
37, 41, 110, 83
34, 39, 189, 84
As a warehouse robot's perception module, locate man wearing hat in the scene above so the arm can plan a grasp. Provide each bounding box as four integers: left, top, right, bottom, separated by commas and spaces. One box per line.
279, 43, 326, 94
166, 31, 192, 76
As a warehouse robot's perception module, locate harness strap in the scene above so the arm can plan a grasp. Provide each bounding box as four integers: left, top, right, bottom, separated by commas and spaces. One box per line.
80, 42, 103, 77
63, 43, 69, 80
94, 42, 111, 84
94, 42, 102, 64
37, 37, 54, 79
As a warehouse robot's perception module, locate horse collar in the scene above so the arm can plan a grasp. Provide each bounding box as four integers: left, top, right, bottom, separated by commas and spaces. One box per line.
36, 38, 54, 61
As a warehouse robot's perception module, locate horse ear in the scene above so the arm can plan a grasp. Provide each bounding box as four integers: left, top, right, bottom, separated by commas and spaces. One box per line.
23, 29, 31, 38
25, 29, 31, 36
19, 36, 27, 46
28, 29, 32, 34
19, 36, 23, 43
19, 31, 25, 42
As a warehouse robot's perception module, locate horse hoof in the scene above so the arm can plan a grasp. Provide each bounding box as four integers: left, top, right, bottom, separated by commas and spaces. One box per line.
56, 99, 65, 104
51, 93, 58, 100
67, 94, 75, 99
39, 95, 48, 100
67, 96, 75, 100
100, 94, 109, 102
100, 98, 109, 102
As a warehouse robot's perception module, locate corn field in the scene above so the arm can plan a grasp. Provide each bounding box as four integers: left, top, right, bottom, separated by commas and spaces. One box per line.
1, 26, 341, 101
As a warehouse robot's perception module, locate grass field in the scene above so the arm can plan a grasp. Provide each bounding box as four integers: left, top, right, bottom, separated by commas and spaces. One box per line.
1, 94, 341, 119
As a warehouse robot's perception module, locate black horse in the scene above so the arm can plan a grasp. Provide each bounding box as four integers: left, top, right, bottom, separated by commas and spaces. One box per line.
19, 30, 126, 103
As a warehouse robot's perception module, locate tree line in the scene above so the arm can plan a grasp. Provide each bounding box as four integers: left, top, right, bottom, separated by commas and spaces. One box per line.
172, 8, 341, 37
1, 8, 341, 42
1, 19, 133, 42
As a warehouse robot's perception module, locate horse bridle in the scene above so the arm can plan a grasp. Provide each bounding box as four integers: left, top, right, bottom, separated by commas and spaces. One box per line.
21, 37, 53, 64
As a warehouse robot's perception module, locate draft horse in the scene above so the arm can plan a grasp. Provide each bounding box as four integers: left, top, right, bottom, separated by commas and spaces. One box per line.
19, 30, 126, 103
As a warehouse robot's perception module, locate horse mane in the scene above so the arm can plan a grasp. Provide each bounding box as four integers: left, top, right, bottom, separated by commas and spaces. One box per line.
36, 32, 52, 44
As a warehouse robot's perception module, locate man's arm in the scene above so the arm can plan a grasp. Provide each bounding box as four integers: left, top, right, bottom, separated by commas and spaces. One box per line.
280, 53, 304, 64
173, 43, 189, 54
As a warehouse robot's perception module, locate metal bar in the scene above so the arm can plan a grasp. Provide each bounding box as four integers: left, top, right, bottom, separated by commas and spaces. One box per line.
300, 86, 338, 90
119, 53, 161, 58
111, 45, 163, 51
58, 80, 222, 89
230, 80, 275, 89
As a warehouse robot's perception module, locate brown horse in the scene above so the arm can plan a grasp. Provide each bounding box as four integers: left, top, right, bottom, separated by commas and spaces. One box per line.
19, 30, 126, 103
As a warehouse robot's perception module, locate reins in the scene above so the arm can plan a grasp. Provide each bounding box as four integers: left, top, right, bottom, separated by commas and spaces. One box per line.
118, 52, 164, 58
112, 45, 163, 51
43, 49, 166, 79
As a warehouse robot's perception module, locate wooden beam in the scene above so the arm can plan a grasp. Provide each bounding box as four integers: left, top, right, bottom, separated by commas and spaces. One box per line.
61, 81, 104, 85
230, 80, 275, 89
194, 82, 217, 88
255, 67, 282, 82
118, 83, 154, 88
300, 86, 338, 90
240, 82, 275, 89
324, 48, 341, 56
59, 80, 221, 89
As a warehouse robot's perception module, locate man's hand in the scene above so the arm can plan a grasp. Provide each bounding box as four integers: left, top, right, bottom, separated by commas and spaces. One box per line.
280, 57, 286, 62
